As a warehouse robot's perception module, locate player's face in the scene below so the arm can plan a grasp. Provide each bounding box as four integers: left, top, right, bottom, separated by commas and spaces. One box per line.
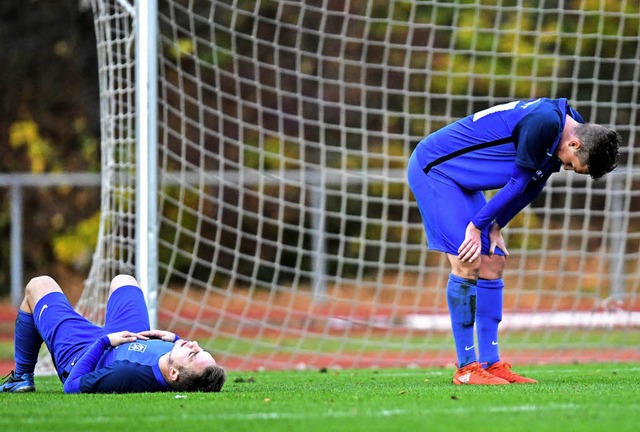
557, 140, 589, 175
169, 339, 217, 372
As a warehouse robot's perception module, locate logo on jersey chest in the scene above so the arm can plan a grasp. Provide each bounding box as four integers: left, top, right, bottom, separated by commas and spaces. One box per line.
128, 342, 147, 353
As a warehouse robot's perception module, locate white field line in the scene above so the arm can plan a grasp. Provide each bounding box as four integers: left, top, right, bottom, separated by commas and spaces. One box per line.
9, 402, 640, 426
357, 365, 640, 377
403, 311, 640, 331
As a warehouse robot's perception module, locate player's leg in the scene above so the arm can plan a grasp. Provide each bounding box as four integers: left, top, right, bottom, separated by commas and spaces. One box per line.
476, 255, 506, 367
411, 174, 483, 369
28, 276, 103, 384
408, 160, 478, 365
3, 276, 100, 391
476, 257, 537, 383
103, 274, 151, 334
109, 274, 140, 296
447, 253, 508, 385
0, 276, 59, 392
409, 163, 477, 367
445, 253, 479, 368
408, 159, 507, 384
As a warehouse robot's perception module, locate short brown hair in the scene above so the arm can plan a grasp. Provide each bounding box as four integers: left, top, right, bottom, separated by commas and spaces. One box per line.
575, 123, 621, 180
172, 364, 227, 392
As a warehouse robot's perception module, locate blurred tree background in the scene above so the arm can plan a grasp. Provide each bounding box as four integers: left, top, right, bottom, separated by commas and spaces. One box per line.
0, 0, 100, 297
0, 0, 638, 296
151, 0, 638, 287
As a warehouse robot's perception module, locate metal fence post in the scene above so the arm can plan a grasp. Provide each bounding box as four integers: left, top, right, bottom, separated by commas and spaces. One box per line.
10, 184, 24, 307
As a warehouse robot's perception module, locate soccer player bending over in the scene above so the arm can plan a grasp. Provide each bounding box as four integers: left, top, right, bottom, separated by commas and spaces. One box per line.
1, 274, 227, 393
407, 98, 620, 385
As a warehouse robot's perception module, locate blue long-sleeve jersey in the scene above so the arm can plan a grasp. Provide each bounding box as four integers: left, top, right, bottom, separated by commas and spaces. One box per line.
413, 97, 584, 229
63, 337, 175, 393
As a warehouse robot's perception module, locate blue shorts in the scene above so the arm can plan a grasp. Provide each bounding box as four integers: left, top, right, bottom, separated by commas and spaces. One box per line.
33, 285, 150, 382
407, 151, 505, 256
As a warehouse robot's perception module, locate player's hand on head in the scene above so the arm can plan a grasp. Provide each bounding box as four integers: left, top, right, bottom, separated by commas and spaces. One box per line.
458, 222, 482, 262
107, 330, 148, 347
138, 329, 177, 342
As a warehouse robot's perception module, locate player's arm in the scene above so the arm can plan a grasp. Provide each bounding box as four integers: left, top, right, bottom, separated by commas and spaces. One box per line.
139, 329, 180, 342
495, 172, 549, 228
73, 361, 162, 393
460, 105, 562, 261
513, 108, 562, 171
63, 335, 110, 393
471, 107, 561, 231
471, 164, 537, 231
63, 331, 147, 394
462, 172, 551, 263
491, 107, 563, 226
459, 166, 538, 261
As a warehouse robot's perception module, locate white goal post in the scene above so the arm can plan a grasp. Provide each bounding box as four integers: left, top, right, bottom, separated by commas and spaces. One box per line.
80, 0, 640, 370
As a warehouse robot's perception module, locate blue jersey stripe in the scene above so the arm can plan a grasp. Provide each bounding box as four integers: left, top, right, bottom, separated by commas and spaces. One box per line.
422, 136, 515, 175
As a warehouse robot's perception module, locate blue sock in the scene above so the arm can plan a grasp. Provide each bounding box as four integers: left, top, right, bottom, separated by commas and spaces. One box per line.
476, 278, 503, 366
446, 274, 477, 367
14, 310, 43, 375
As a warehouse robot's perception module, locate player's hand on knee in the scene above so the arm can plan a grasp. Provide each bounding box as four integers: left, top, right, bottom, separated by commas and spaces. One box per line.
458, 222, 481, 262
107, 330, 148, 347
488, 222, 509, 258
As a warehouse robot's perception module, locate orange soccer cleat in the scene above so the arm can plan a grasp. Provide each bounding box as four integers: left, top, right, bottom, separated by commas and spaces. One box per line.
453, 362, 510, 385
485, 361, 538, 384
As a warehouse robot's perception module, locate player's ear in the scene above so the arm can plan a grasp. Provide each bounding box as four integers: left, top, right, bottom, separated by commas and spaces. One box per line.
169, 366, 180, 382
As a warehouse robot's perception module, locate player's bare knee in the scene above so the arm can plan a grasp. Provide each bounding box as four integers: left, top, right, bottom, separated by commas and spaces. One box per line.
109, 274, 140, 295
25, 275, 60, 295
23, 275, 62, 312
479, 255, 507, 279
448, 255, 480, 280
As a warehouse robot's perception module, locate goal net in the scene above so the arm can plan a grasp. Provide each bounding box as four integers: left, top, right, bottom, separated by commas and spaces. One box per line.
82, 0, 640, 370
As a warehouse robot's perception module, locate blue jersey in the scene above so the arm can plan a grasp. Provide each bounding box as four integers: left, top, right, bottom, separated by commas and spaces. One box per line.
414, 98, 584, 191
409, 98, 584, 233
33, 284, 177, 394
63, 337, 174, 393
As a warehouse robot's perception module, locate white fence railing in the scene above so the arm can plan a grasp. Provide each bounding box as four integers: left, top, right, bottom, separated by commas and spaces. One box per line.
1, 168, 634, 308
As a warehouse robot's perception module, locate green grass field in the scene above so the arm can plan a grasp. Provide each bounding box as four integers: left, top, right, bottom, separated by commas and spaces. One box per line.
1, 363, 639, 432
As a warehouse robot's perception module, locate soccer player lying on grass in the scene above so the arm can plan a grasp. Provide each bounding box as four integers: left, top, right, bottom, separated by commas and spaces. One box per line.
407, 98, 620, 385
1, 274, 226, 393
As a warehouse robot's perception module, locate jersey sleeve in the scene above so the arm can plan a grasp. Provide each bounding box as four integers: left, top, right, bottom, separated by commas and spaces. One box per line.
513, 108, 563, 170
63, 335, 111, 393
63, 336, 170, 394
471, 165, 539, 230
74, 361, 165, 393
495, 172, 549, 228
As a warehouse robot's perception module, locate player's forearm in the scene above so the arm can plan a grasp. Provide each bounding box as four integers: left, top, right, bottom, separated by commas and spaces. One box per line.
495, 181, 544, 227
62, 335, 111, 394
139, 329, 180, 342
472, 177, 527, 230
472, 165, 537, 230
